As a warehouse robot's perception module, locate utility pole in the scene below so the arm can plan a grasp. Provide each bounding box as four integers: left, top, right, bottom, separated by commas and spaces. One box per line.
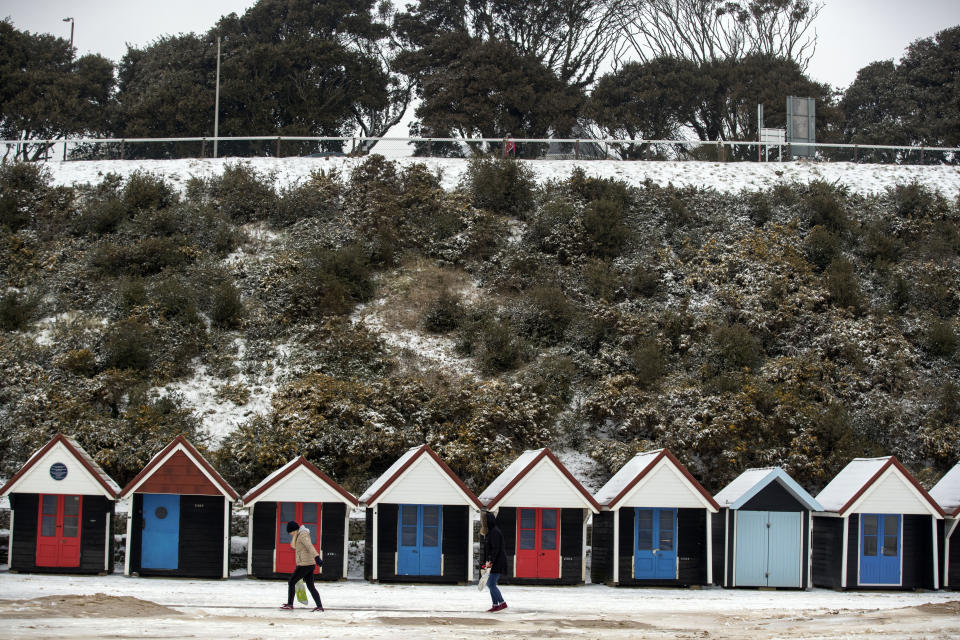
214, 36, 221, 158
62, 17, 74, 49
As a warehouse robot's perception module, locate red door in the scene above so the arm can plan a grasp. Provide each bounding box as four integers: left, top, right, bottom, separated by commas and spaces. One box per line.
275, 502, 321, 574
515, 508, 560, 579
36, 494, 82, 567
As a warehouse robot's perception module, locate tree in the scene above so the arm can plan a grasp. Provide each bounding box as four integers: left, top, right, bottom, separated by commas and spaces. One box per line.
0, 20, 115, 160
616, 0, 822, 70
588, 54, 833, 150
410, 37, 584, 153
842, 26, 960, 157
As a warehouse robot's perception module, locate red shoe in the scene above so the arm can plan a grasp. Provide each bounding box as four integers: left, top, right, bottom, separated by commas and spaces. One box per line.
281, 603, 294, 610
496, 603, 508, 612
486, 605, 499, 612
312, 606, 324, 612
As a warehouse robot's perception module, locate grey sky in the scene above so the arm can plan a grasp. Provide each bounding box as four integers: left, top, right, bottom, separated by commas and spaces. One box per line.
3, 0, 959, 89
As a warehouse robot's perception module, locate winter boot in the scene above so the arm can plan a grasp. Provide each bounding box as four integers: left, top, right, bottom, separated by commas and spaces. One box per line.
496, 603, 508, 612
281, 603, 295, 610
312, 606, 324, 612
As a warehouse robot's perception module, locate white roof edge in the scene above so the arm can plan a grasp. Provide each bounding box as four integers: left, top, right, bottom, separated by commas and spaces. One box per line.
722, 468, 822, 511
604, 454, 717, 513
1, 438, 119, 500
482, 450, 598, 514
123, 441, 235, 501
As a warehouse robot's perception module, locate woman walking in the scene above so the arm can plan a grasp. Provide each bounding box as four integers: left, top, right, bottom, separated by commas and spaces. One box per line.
281, 520, 324, 611
483, 511, 508, 612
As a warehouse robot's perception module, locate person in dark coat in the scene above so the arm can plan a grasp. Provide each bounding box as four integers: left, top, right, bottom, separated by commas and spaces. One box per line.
483, 511, 508, 612
281, 520, 324, 611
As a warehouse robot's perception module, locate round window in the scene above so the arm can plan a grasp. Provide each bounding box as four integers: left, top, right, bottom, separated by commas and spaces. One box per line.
155, 506, 168, 519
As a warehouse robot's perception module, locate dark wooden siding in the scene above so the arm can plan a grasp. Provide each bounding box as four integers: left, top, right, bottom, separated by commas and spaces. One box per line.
441, 505, 468, 582
250, 501, 277, 578
614, 508, 708, 587
319, 502, 347, 581
364, 507, 373, 581
129, 493, 144, 574
949, 524, 960, 589
901, 514, 935, 590
9, 493, 114, 575
139, 451, 218, 495
499, 507, 517, 579
812, 516, 843, 588
9, 493, 38, 572
846, 513, 858, 588
375, 503, 398, 581
741, 481, 810, 512
591, 511, 614, 584
712, 508, 726, 586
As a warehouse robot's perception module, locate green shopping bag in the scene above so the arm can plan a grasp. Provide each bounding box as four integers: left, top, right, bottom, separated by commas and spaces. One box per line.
296, 579, 308, 604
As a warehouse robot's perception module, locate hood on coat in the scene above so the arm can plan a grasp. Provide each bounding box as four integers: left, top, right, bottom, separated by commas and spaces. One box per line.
485, 511, 498, 530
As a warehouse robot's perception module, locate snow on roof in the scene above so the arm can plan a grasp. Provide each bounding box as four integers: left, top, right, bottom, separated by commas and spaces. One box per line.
478, 449, 544, 505
62, 435, 122, 496
358, 445, 421, 504
594, 449, 664, 507
715, 467, 821, 511
930, 462, 960, 517
815, 457, 890, 512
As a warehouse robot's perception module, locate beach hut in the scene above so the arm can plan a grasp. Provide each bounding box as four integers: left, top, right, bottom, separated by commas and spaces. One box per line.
0, 434, 120, 574
240, 456, 357, 580
591, 449, 719, 587
714, 467, 822, 589
478, 448, 599, 585
120, 436, 238, 579
360, 444, 482, 583
931, 462, 960, 589
812, 457, 943, 590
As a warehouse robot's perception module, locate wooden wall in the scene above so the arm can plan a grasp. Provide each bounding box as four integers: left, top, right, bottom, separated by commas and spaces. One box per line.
129, 493, 225, 578
368, 503, 469, 583
811, 516, 843, 588
249, 501, 347, 580
494, 506, 584, 586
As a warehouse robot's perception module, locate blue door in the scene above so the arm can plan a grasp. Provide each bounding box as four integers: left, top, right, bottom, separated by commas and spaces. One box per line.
634, 508, 677, 579
860, 514, 900, 585
734, 510, 770, 586
141, 494, 180, 569
397, 504, 442, 576
766, 511, 802, 587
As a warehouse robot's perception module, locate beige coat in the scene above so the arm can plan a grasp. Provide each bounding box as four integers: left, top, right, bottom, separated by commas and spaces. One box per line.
291, 527, 320, 567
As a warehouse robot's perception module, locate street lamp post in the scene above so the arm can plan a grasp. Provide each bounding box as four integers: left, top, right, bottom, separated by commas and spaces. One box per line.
214, 36, 221, 158
62, 17, 74, 49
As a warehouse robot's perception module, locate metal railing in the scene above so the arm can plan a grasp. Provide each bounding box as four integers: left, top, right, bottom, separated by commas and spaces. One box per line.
2, 135, 958, 164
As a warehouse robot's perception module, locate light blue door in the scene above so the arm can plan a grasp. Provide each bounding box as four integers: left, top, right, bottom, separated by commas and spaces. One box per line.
141, 494, 179, 569
860, 514, 900, 584
735, 510, 769, 586
634, 508, 677, 579
397, 504, 442, 576
766, 511, 802, 587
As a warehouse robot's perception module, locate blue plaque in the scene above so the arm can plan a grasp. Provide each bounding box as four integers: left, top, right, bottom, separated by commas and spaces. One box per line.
50, 462, 68, 481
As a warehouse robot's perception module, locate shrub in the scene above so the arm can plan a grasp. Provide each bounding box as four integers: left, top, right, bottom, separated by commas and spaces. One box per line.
583, 198, 629, 258
122, 171, 177, 213
290, 243, 374, 318
275, 171, 340, 227
91, 236, 191, 276
521, 285, 575, 346
209, 280, 245, 328
567, 169, 631, 209
926, 319, 957, 358
464, 156, 535, 219
104, 319, 154, 371
629, 338, 665, 388
629, 262, 660, 298
153, 277, 199, 322
805, 180, 848, 231
890, 181, 939, 218
825, 257, 861, 310
0, 162, 50, 231
521, 354, 577, 405
746, 191, 772, 226
57, 348, 97, 376
118, 277, 147, 310
712, 323, 762, 371
0, 291, 35, 331
209, 163, 277, 224
803, 225, 840, 272
469, 317, 525, 374
74, 197, 127, 235
862, 220, 904, 267
422, 289, 463, 333
584, 258, 619, 300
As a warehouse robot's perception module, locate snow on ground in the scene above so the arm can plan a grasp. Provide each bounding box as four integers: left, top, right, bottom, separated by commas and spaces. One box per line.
36, 155, 960, 197
0, 571, 958, 640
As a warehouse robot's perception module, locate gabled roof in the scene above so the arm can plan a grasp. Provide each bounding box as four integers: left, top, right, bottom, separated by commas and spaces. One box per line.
815, 456, 943, 517
359, 444, 481, 509
715, 467, 822, 511
594, 448, 719, 512
478, 448, 600, 513
0, 434, 120, 499
120, 435, 239, 501
931, 462, 960, 517
241, 456, 358, 507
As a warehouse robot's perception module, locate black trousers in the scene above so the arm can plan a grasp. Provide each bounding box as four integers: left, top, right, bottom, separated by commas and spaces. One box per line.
287, 565, 322, 607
